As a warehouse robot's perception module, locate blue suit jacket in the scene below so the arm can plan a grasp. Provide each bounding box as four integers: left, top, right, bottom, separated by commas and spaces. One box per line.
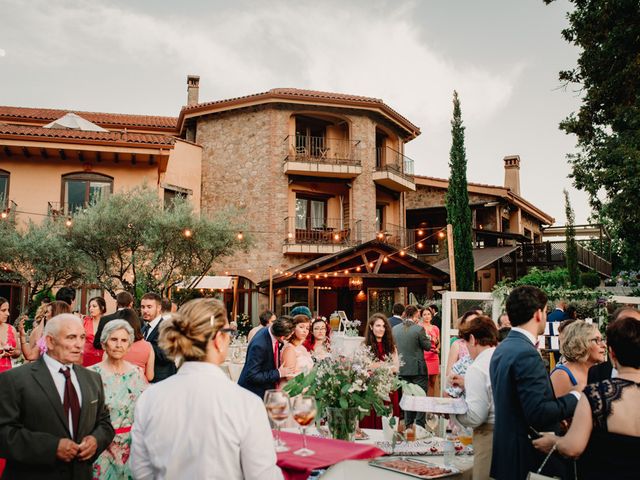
237, 327, 280, 399
547, 308, 569, 323
489, 330, 578, 480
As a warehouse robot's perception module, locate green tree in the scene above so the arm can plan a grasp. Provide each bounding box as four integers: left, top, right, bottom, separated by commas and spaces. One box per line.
66, 187, 249, 300
564, 189, 580, 287
445, 91, 475, 291
545, 0, 640, 270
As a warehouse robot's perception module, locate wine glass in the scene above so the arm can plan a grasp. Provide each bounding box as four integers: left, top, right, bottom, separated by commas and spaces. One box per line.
426, 413, 439, 436
291, 395, 317, 456
264, 389, 291, 452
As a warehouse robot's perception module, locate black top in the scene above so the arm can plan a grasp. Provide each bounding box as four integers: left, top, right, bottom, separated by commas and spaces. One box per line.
578, 378, 640, 480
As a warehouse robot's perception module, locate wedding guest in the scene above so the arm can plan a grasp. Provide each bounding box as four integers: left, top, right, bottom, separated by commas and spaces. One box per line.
0, 298, 20, 372
120, 308, 155, 382
420, 307, 440, 396
247, 310, 275, 344
130, 298, 283, 479
140, 292, 176, 382
497, 326, 511, 343
19, 301, 71, 361
550, 320, 605, 398
90, 320, 147, 479
55, 287, 77, 310
93, 291, 135, 350
82, 297, 106, 367
290, 305, 312, 318
280, 314, 314, 380
452, 315, 498, 480
497, 312, 511, 328
533, 315, 640, 480
429, 304, 441, 330
387, 303, 405, 328
303, 317, 331, 360
444, 309, 480, 397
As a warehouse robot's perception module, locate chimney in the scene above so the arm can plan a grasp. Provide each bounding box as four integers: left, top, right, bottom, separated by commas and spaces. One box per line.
187, 75, 200, 106
503, 155, 521, 195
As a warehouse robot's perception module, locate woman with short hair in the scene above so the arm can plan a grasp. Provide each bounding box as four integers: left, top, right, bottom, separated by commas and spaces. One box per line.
130, 298, 282, 479
90, 319, 147, 479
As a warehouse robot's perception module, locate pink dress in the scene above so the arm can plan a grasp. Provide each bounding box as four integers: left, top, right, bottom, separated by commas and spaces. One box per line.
0, 326, 16, 373
422, 324, 440, 376
83, 317, 103, 367
124, 340, 152, 376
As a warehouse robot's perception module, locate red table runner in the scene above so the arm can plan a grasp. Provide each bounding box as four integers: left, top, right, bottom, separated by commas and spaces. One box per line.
276, 430, 385, 480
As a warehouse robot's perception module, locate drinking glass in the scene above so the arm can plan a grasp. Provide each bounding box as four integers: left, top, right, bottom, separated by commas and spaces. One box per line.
264, 389, 291, 452
426, 413, 439, 436
291, 395, 317, 456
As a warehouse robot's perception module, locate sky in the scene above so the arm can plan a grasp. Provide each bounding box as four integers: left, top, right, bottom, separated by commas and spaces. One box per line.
0, 0, 591, 224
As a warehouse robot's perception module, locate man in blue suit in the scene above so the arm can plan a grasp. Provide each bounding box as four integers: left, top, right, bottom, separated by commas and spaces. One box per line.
238, 316, 295, 399
490, 286, 581, 480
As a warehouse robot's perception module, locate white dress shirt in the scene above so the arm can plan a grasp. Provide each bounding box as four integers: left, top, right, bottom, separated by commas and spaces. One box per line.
144, 315, 163, 339
42, 353, 83, 437
130, 361, 283, 480
454, 347, 495, 428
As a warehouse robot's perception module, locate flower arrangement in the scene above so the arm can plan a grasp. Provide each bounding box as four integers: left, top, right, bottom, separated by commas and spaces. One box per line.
284, 345, 402, 431
342, 318, 361, 337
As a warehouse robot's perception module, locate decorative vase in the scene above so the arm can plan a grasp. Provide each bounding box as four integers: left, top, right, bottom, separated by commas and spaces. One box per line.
325, 407, 360, 441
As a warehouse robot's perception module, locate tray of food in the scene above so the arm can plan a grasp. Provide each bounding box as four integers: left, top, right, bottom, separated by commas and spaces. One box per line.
369, 457, 460, 479
375, 439, 473, 456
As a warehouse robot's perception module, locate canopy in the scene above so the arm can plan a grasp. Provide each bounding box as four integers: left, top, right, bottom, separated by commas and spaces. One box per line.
432, 246, 519, 274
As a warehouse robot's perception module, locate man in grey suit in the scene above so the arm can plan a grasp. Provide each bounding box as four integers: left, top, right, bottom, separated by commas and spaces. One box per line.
392, 305, 431, 428
0, 314, 114, 480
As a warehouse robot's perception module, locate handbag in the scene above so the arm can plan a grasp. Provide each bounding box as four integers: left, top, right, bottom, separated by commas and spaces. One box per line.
527, 444, 560, 480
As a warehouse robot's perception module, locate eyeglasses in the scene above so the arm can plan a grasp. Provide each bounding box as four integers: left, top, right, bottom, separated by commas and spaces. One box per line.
589, 337, 605, 345
218, 327, 238, 338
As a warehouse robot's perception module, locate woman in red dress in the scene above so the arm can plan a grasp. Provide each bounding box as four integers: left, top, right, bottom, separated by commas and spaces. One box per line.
420, 307, 440, 396
360, 313, 400, 429
0, 297, 20, 373
82, 296, 106, 367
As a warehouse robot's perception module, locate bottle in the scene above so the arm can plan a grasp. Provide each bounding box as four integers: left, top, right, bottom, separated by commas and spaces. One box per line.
443, 431, 455, 467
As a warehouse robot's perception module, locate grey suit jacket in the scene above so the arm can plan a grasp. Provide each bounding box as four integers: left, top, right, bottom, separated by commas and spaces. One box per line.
0, 357, 115, 480
392, 320, 431, 376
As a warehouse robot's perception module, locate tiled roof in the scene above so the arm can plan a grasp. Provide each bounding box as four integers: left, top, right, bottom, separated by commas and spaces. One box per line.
0, 123, 176, 147
0, 106, 178, 130
179, 88, 420, 138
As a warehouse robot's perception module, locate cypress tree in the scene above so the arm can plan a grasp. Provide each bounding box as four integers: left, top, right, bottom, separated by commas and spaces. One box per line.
445, 91, 475, 291
564, 189, 580, 287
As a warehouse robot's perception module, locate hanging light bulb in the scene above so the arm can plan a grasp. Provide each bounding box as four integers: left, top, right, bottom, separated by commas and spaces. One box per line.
183, 228, 192, 238
236, 232, 244, 240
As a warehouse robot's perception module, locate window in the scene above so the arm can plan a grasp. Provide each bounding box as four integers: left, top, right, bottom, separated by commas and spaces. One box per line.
62, 173, 113, 213
375, 205, 384, 232
0, 170, 8, 209
296, 196, 326, 229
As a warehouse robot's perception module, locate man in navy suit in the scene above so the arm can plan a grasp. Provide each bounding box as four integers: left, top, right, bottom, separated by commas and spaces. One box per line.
547, 299, 569, 323
387, 303, 405, 328
238, 316, 295, 399
490, 286, 580, 480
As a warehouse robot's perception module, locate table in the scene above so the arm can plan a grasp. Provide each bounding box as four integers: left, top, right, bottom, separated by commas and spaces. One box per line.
281, 428, 473, 479
220, 361, 244, 382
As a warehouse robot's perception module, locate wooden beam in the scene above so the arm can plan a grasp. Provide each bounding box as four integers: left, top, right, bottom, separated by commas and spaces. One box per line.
40, 148, 49, 158
131, 153, 137, 166
361, 253, 372, 273
373, 254, 384, 274
22, 147, 31, 158
3, 146, 12, 156
59, 149, 66, 160
95, 151, 102, 162
78, 151, 84, 163
114, 152, 119, 163
149, 155, 156, 165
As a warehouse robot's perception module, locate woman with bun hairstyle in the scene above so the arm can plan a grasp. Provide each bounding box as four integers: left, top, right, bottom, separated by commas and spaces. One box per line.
130, 298, 282, 480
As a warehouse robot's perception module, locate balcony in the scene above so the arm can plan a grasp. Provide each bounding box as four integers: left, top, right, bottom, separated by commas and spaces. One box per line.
283, 216, 362, 255
283, 135, 362, 178
373, 147, 415, 192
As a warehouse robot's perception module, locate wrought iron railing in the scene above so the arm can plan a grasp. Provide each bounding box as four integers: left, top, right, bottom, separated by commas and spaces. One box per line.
284, 135, 361, 165
375, 146, 415, 181
284, 216, 362, 246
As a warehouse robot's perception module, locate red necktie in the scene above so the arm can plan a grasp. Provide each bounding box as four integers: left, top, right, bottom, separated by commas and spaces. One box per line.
60, 367, 81, 439
273, 340, 279, 367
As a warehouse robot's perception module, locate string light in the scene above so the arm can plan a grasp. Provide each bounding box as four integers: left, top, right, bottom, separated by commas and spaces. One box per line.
0, 211, 8, 220
236, 232, 244, 240
417, 229, 424, 236
65, 218, 73, 227
182, 228, 192, 238
417, 241, 424, 249
399, 249, 406, 256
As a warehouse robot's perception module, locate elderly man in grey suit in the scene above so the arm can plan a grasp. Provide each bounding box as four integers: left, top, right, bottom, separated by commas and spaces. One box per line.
392, 305, 431, 428
0, 314, 114, 480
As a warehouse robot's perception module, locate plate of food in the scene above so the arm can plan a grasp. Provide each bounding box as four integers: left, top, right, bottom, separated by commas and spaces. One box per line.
369, 457, 460, 479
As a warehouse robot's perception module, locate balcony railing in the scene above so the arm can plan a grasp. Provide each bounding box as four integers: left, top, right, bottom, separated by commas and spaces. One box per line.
284, 217, 362, 246
284, 135, 361, 165
375, 146, 415, 178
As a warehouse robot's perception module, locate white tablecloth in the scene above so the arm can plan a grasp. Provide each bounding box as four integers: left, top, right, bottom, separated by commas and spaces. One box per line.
220, 361, 244, 382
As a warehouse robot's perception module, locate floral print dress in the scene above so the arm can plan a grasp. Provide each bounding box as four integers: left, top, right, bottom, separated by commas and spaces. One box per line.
90, 364, 147, 479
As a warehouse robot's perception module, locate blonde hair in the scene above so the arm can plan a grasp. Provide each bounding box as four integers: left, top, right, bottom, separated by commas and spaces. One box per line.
560, 320, 598, 362
159, 298, 227, 363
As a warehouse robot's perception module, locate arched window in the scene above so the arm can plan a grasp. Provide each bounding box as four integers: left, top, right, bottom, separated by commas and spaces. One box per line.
62, 172, 113, 213
0, 169, 9, 209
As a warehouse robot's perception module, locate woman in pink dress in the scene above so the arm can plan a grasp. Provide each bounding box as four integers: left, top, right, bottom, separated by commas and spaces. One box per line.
280, 314, 313, 388
120, 308, 155, 382
420, 307, 440, 396
83, 296, 106, 367
0, 297, 20, 373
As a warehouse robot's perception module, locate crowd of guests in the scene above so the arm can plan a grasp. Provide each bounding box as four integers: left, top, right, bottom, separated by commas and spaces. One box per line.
1, 287, 639, 480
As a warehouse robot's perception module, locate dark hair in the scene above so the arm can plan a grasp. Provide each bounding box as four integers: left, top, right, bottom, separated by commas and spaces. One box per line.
55, 287, 76, 306
498, 326, 511, 342
403, 305, 419, 319
558, 317, 579, 335
565, 305, 578, 320
141, 292, 162, 304
271, 316, 294, 338
0, 297, 8, 308
429, 304, 438, 314
303, 317, 331, 351
115, 291, 134, 309
88, 296, 107, 315
49, 300, 72, 318
161, 297, 172, 313
505, 286, 548, 327
259, 310, 275, 327
392, 303, 405, 316
287, 314, 311, 343
606, 315, 640, 368
459, 309, 482, 328
364, 313, 396, 359
458, 315, 498, 347
119, 308, 144, 341
611, 307, 640, 323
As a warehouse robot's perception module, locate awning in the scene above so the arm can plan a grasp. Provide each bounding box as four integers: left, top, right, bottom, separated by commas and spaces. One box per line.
179, 275, 234, 290
432, 246, 519, 274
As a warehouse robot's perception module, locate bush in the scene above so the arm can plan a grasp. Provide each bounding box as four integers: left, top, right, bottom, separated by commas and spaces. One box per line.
580, 271, 601, 289
513, 267, 569, 288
